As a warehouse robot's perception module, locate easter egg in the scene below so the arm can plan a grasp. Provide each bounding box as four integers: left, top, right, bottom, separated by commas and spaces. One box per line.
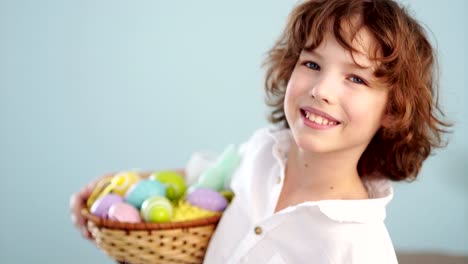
140, 196, 173, 223
186, 188, 228, 212
196, 144, 241, 191
108, 202, 141, 223
86, 176, 113, 209
124, 179, 166, 209
90, 194, 124, 218
197, 167, 224, 191
149, 171, 186, 201
111, 171, 140, 196
185, 151, 217, 186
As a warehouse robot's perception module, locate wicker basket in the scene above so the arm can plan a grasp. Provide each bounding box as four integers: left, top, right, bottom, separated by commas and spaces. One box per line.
80, 187, 222, 264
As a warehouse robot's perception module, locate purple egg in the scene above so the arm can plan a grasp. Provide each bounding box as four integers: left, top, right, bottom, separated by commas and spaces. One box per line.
187, 188, 228, 212
108, 202, 141, 223
90, 194, 124, 218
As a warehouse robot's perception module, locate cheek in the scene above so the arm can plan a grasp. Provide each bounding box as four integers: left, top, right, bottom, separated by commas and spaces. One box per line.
283, 84, 295, 120
285, 70, 310, 102
345, 93, 388, 130
284, 79, 302, 123
284, 78, 296, 108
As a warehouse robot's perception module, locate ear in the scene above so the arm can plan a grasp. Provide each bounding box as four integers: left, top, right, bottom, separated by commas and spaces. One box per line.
379, 93, 392, 129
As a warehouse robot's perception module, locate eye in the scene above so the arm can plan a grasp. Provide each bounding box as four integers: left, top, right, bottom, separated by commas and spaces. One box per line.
304, 61, 320, 71
348, 75, 367, 85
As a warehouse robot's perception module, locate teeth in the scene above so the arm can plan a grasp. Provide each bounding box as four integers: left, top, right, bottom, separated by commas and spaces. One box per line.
315, 116, 323, 124
304, 110, 337, 126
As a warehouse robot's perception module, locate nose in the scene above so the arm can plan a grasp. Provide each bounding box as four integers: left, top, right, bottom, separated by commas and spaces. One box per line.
309, 72, 338, 104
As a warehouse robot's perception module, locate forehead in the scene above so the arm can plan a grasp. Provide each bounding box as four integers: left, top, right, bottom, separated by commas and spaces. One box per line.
304, 20, 381, 69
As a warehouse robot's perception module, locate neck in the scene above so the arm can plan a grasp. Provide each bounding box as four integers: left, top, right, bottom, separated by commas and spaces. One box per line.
284, 138, 368, 200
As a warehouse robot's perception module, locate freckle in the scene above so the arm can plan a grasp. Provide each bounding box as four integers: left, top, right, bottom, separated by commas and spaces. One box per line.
330, 186, 334, 190
304, 163, 308, 168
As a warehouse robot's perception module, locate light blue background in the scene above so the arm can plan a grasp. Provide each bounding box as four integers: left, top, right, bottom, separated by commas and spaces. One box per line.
1, 0, 466, 263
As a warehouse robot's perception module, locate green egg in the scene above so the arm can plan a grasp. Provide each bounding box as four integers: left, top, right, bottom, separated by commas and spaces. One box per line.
140, 196, 173, 223
149, 171, 186, 201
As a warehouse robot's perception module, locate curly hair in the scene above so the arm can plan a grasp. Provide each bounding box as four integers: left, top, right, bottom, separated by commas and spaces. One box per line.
262, 0, 450, 181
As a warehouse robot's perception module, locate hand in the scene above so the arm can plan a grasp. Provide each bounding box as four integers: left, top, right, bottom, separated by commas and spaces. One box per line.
69, 177, 105, 241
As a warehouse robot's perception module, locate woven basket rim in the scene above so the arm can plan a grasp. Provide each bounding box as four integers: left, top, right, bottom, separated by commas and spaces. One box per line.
81, 206, 222, 231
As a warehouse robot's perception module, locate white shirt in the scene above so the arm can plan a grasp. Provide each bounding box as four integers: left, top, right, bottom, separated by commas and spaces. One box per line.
203, 127, 398, 264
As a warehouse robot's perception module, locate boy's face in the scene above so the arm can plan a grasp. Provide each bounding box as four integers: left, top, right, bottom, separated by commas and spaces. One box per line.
284, 29, 388, 157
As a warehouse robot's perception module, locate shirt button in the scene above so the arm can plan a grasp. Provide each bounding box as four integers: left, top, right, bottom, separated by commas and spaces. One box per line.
276, 176, 282, 184
254, 226, 262, 235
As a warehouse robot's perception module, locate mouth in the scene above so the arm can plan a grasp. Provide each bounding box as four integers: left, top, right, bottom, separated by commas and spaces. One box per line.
299, 108, 341, 128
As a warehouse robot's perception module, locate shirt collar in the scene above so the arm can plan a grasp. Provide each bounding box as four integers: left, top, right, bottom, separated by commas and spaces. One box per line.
266, 126, 394, 224
268, 127, 292, 163
316, 179, 393, 223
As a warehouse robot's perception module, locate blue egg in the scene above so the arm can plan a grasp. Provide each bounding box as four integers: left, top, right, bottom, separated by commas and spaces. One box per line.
124, 179, 166, 209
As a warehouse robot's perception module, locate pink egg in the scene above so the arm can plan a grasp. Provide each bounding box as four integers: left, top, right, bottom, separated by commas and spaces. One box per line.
187, 188, 228, 212
90, 194, 124, 218
108, 202, 142, 223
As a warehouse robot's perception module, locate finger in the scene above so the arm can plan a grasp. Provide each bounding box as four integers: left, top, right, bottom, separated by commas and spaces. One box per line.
70, 193, 84, 216
81, 226, 93, 240
71, 213, 77, 226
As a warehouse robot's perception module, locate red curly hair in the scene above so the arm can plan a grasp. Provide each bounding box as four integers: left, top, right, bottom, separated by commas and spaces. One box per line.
263, 0, 450, 181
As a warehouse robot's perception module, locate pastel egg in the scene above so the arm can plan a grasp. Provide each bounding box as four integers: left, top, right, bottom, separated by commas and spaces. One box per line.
108, 202, 141, 223
186, 188, 228, 212
124, 179, 166, 209
149, 171, 186, 201
140, 196, 173, 223
185, 151, 217, 186
111, 171, 141, 196
90, 194, 124, 218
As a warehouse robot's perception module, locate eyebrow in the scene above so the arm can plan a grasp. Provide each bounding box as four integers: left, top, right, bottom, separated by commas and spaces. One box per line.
302, 48, 323, 59
301, 48, 373, 71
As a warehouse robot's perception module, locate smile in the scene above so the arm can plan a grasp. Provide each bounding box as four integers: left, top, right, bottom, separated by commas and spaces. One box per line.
305, 111, 338, 125
300, 108, 341, 129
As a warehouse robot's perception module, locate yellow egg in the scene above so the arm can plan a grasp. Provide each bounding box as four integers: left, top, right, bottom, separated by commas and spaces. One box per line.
86, 171, 141, 210
112, 171, 140, 196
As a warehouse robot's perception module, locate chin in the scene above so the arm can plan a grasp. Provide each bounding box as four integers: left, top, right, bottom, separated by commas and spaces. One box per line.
290, 130, 336, 154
